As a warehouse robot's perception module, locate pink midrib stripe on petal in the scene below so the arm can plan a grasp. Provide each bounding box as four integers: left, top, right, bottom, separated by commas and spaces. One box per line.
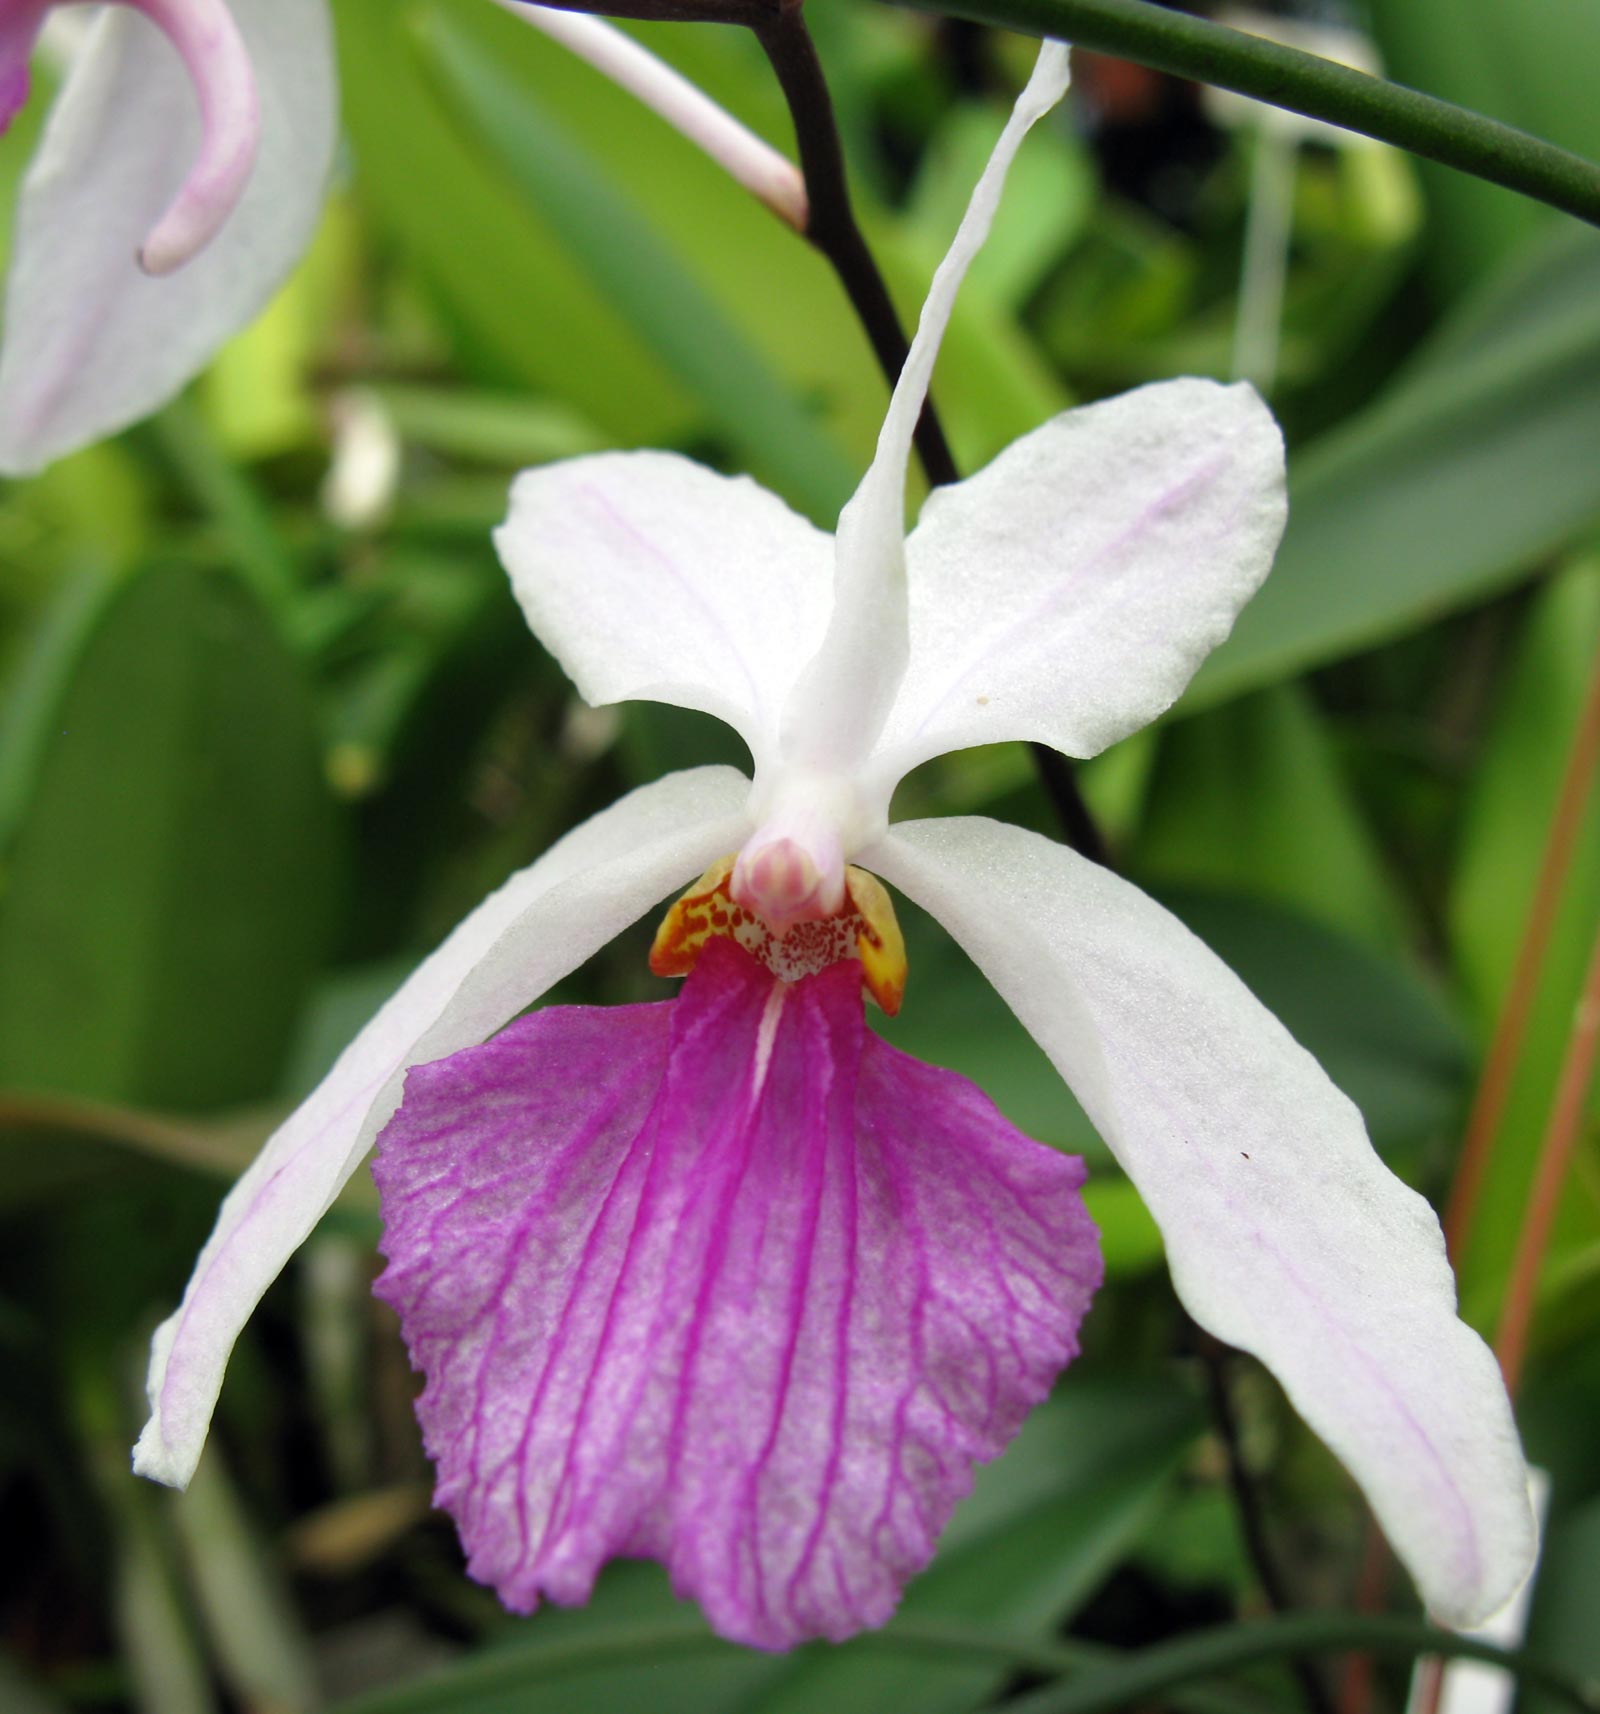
1101, 1034, 1481, 1594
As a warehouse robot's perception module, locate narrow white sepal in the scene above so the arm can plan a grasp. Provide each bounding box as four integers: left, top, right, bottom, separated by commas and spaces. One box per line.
867, 815, 1538, 1628
133, 766, 753, 1489
780, 41, 1073, 773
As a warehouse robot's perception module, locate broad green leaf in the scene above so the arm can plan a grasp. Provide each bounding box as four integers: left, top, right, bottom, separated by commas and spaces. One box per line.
0, 565, 121, 857
1368, 0, 1600, 290
1134, 683, 1403, 951
0, 564, 342, 1110
419, 12, 860, 522
1447, 556, 1600, 1327
1191, 226, 1600, 709
333, 0, 691, 444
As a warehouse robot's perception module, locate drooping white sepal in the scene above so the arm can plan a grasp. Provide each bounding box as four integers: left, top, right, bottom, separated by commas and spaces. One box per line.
133, 766, 753, 1490
868, 815, 1537, 1629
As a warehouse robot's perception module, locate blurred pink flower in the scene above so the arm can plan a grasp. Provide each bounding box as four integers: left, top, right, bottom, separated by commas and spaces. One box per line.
0, 0, 337, 473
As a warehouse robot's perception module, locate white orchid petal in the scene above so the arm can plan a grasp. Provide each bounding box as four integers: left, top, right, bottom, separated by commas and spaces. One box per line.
781, 41, 1073, 773
868, 379, 1286, 782
495, 450, 833, 766
0, 0, 336, 475
133, 765, 753, 1491
867, 816, 1537, 1628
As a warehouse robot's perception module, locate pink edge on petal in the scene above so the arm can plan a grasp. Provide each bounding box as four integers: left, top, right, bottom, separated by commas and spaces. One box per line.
125, 0, 260, 274
373, 939, 1102, 1650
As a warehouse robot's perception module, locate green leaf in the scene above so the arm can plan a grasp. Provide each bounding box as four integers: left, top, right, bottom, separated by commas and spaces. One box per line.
1368, 0, 1600, 289
1134, 683, 1403, 951
417, 10, 859, 523
1191, 226, 1600, 708
333, 0, 691, 445
0, 564, 342, 1110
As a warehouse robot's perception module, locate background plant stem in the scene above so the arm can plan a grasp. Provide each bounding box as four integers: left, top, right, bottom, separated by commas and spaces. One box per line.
888, 0, 1600, 230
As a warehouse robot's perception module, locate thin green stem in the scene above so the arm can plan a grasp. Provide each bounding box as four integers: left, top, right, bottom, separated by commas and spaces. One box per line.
1001, 1613, 1600, 1714
888, 0, 1600, 230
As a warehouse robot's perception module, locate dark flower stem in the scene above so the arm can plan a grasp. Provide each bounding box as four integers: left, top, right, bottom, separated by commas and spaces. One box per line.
1197, 1330, 1338, 1714
751, 2, 959, 489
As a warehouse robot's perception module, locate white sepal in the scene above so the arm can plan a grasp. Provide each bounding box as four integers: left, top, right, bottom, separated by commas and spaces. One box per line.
868, 815, 1537, 1628
133, 765, 753, 1490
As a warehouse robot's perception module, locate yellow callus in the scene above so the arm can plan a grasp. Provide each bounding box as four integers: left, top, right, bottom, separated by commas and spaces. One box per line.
651, 855, 907, 1016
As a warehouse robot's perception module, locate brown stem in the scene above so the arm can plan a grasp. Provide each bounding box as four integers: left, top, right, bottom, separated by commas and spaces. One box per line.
1443, 642, 1600, 1264
1494, 917, 1600, 1392
751, 2, 959, 488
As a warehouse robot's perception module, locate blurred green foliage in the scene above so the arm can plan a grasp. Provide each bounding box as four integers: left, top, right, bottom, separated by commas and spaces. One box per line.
2, 2, 1599, 1711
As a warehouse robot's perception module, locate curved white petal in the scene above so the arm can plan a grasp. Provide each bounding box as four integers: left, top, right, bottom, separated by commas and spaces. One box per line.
134, 765, 753, 1491
868, 380, 1286, 783
0, 0, 337, 474
780, 42, 1072, 774
867, 816, 1537, 1627
495, 451, 833, 766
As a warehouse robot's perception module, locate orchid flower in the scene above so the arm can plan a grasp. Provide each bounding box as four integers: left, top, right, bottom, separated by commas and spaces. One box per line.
0, 0, 337, 474
134, 41, 1535, 1647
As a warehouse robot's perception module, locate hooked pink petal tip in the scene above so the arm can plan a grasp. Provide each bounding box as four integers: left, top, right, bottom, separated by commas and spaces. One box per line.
128, 0, 260, 274
374, 940, 1101, 1648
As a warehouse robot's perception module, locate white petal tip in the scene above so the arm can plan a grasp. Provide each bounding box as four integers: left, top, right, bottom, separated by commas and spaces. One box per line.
131, 1424, 196, 1491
